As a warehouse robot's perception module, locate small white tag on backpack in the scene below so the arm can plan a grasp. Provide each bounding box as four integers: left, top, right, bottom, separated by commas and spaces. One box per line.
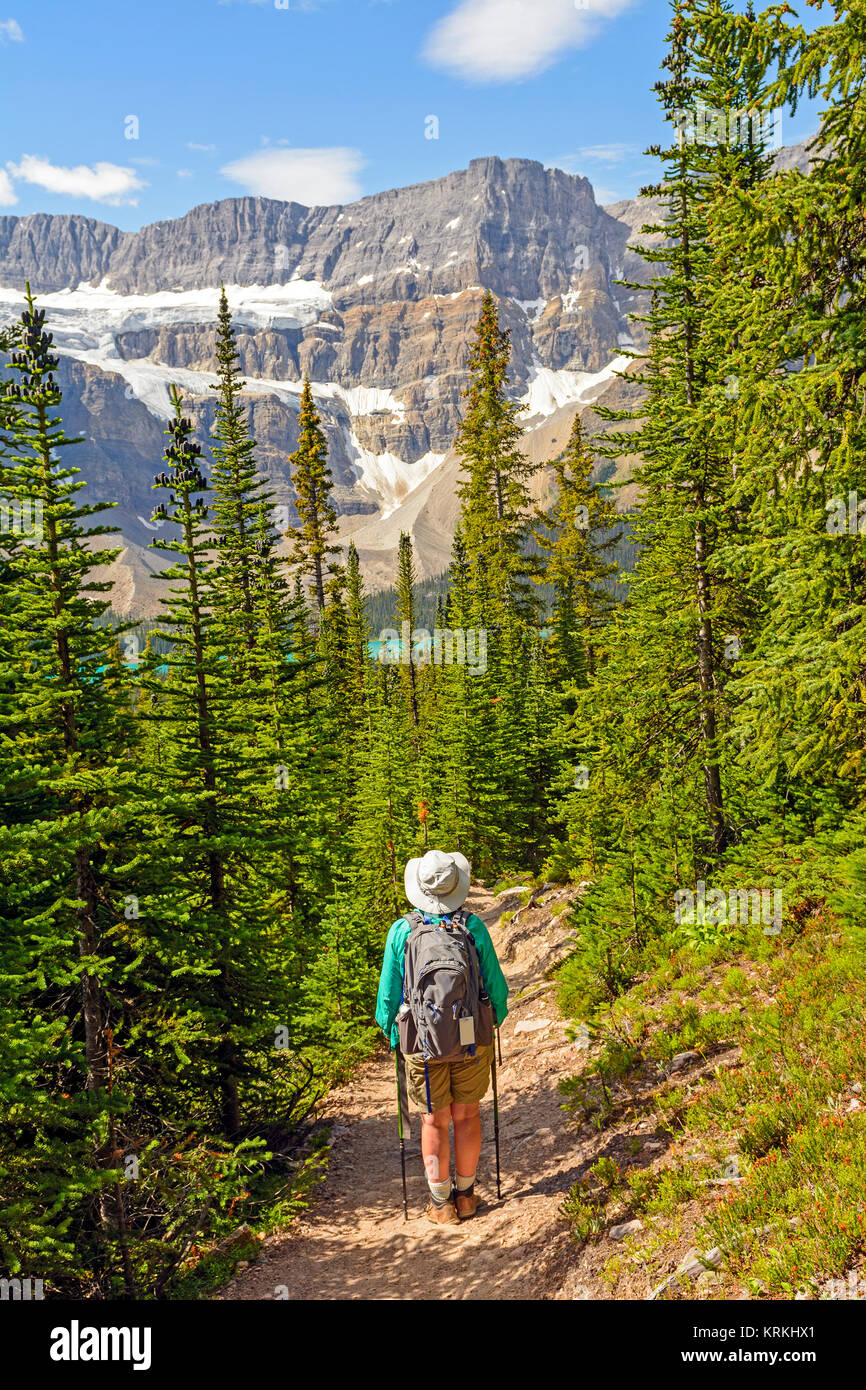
459, 1016, 476, 1046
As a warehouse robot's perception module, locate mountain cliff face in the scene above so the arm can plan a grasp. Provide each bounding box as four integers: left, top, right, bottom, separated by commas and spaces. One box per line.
0, 158, 633, 304
1, 145, 809, 615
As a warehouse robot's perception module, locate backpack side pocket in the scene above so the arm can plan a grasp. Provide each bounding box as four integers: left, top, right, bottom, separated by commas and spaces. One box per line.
396, 1002, 418, 1055
476, 994, 495, 1047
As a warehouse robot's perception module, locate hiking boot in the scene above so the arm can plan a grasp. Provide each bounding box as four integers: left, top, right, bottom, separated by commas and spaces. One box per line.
456, 1192, 480, 1219
425, 1198, 460, 1227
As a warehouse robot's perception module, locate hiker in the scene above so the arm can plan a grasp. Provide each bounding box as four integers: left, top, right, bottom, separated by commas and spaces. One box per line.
375, 849, 508, 1226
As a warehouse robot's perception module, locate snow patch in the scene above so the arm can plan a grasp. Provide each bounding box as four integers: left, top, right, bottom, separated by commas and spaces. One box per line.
0, 280, 333, 357
348, 441, 446, 520
0, 278, 418, 431
46, 341, 425, 516
519, 354, 630, 419
515, 297, 546, 322
88, 356, 193, 420
47, 338, 407, 429
322, 383, 406, 421
446, 216, 461, 230
356, 274, 374, 286
562, 289, 582, 314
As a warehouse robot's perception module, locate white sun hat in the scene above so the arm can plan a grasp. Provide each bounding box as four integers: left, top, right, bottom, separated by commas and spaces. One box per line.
404, 848, 471, 914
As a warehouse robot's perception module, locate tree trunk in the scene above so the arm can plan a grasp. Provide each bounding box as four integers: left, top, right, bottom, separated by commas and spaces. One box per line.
313, 551, 325, 614
694, 516, 727, 858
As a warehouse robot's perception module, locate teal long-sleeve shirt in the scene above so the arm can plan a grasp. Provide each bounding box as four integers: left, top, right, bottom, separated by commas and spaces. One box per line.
375, 911, 509, 1049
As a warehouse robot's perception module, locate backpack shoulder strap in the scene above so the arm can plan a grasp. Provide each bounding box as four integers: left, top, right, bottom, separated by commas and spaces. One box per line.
400, 912, 425, 1003
452, 908, 483, 986
447, 906, 473, 937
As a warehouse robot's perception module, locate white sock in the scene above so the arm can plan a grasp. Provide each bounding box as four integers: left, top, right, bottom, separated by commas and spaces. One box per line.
455, 1171, 476, 1193
428, 1176, 452, 1206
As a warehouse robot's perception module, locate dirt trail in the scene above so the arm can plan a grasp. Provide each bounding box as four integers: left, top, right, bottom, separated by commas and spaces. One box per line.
218, 885, 592, 1302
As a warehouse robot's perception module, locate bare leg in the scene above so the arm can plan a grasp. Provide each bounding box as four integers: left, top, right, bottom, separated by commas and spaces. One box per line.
451, 1100, 481, 1179
420, 1106, 452, 1186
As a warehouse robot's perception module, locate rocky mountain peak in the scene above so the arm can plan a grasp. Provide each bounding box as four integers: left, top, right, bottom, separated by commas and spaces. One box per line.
0, 140, 816, 616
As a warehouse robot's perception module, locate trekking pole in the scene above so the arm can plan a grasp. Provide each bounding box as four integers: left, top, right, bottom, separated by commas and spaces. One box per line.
395, 1047, 409, 1220
491, 1045, 502, 1201
496, 1025, 502, 1067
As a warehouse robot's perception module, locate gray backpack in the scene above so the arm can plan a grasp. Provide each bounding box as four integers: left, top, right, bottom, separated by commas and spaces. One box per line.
397, 909, 494, 1060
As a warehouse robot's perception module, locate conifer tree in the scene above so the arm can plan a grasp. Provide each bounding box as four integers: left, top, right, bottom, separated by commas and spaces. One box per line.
140, 388, 299, 1141
533, 414, 620, 684
210, 287, 270, 658
454, 291, 539, 621
692, 0, 866, 803
427, 530, 510, 873
296, 880, 381, 1066
349, 660, 419, 919
591, 0, 772, 866
207, 294, 331, 929
396, 530, 421, 732
344, 540, 370, 729
288, 378, 342, 617
0, 286, 141, 1288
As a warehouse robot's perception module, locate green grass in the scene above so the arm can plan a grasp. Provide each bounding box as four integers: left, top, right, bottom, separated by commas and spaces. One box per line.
554, 848, 866, 1297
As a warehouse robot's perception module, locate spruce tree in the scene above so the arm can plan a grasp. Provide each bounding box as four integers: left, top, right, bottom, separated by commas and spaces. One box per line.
0, 286, 142, 1290
139, 387, 299, 1142
428, 530, 509, 873
207, 298, 341, 999
349, 660, 419, 919
692, 0, 866, 806
210, 286, 270, 660
396, 531, 421, 733
533, 413, 620, 685
344, 540, 370, 732
288, 378, 342, 618
592, 0, 772, 866
454, 291, 539, 622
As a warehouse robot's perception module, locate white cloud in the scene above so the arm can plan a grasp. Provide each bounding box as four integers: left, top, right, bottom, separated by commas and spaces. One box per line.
423, 0, 636, 83
187, 142, 217, 152
220, 146, 365, 206
218, 0, 334, 8
177, 168, 195, 178
593, 186, 624, 204
7, 155, 147, 206
219, 0, 335, 7
571, 142, 642, 163
0, 169, 17, 205
0, 18, 23, 42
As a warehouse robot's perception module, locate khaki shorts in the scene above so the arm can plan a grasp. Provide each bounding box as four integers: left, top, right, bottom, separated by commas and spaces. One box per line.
404, 1044, 494, 1113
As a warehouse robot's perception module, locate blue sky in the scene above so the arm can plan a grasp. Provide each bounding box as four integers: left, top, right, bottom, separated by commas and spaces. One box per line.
0, 0, 822, 229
